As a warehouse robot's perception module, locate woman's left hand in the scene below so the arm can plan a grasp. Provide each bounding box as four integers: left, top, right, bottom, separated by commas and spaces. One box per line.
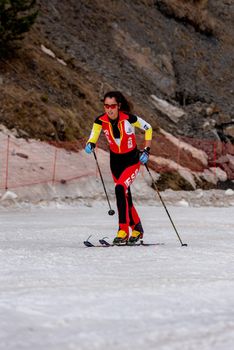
139, 147, 150, 164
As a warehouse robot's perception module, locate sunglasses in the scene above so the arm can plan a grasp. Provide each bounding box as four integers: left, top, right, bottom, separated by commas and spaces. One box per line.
104, 104, 118, 109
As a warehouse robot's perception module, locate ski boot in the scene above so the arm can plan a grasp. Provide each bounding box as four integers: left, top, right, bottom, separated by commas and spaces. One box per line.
113, 230, 129, 245
129, 222, 144, 244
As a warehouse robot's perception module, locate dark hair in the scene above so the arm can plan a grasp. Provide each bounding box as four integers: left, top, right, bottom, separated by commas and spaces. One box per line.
103, 91, 133, 113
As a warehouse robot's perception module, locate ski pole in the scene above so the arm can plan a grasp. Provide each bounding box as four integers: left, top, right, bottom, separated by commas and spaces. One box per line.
93, 149, 115, 216
145, 164, 187, 247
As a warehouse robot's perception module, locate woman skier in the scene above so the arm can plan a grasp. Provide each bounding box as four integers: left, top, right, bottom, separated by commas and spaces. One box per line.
85, 91, 152, 244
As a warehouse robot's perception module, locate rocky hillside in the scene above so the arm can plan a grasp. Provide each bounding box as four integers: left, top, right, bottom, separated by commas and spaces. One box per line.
0, 0, 233, 189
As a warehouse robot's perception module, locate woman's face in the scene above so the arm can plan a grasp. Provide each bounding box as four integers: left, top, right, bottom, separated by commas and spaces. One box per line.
104, 97, 120, 120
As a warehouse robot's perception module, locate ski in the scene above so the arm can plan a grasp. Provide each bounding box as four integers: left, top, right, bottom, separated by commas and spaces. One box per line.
83, 237, 164, 248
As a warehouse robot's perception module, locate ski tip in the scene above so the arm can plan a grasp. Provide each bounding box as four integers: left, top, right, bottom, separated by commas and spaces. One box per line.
99, 239, 111, 246
83, 241, 95, 247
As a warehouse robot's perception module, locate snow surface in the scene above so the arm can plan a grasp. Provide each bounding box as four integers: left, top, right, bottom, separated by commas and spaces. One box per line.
0, 204, 234, 350
0, 128, 234, 349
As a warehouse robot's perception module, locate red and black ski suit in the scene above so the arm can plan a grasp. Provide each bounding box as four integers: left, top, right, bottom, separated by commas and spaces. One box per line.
87, 111, 152, 234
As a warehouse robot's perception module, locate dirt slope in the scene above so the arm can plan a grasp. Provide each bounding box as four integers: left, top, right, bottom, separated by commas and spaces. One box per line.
0, 0, 233, 189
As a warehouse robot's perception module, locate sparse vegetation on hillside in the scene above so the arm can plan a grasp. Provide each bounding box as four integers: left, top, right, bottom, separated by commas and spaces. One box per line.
156, 0, 216, 35
0, 0, 38, 56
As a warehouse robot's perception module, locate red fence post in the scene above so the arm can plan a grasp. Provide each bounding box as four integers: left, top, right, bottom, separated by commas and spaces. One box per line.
213, 141, 217, 181
5, 135, 10, 190
177, 137, 181, 171
52, 148, 58, 185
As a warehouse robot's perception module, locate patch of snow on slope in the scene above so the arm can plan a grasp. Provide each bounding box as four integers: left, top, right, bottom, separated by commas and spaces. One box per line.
160, 128, 208, 166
